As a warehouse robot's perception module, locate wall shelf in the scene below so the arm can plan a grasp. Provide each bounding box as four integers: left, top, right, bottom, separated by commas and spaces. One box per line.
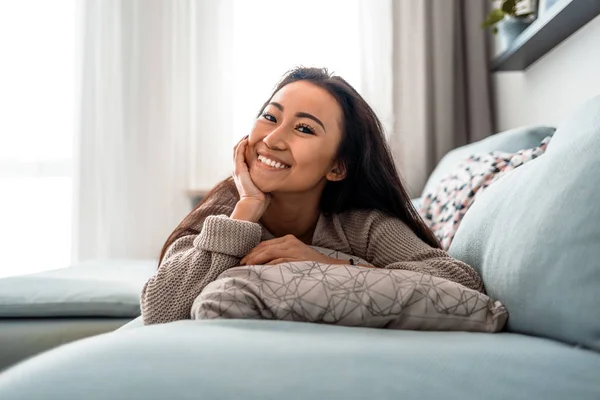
492, 0, 600, 71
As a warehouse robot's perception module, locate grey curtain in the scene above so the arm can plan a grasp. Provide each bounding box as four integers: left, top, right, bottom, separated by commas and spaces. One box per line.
390, 0, 494, 197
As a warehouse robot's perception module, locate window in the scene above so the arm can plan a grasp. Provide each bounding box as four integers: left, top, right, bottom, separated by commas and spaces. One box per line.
0, 1, 76, 277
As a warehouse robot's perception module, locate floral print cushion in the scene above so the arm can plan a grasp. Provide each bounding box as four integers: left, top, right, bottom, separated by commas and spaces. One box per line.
419, 136, 553, 251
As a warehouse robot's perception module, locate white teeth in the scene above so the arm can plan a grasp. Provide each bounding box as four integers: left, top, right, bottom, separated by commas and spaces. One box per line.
258, 154, 289, 169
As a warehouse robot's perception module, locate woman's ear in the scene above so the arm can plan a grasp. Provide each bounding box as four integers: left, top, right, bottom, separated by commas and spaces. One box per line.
326, 161, 346, 182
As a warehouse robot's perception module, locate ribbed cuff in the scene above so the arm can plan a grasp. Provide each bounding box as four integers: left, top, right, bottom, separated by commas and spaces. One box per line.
195, 215, 262, 257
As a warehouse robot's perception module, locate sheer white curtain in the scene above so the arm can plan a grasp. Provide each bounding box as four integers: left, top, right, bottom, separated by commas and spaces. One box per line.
0, 1, 76, 277
75, 0, 194, 262
74, 0, 394, 263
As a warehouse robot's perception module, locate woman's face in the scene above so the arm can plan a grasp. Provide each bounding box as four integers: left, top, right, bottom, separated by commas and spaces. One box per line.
245, 80, 345, 194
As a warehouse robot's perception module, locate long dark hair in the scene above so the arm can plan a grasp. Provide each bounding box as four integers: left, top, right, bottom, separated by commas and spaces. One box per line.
158, 67, 440, 264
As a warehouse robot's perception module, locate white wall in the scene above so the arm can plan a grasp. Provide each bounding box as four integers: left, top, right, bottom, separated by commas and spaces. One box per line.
493, 14, 600, 131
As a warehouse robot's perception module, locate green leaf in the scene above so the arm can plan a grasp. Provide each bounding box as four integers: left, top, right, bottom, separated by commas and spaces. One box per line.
502, 0, 518, 15
487, 9, 506, 24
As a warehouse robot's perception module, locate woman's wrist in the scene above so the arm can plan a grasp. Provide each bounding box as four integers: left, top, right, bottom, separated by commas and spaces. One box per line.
230, 199, 266, 223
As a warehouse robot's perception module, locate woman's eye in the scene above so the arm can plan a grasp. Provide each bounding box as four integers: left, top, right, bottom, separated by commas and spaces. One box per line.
296, 123, 315, 135
262, 113, 276, 122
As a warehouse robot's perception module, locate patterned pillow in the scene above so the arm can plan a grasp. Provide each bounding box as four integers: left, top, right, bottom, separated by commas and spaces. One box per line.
191, 248, 508, 333
419, 136, 552, 250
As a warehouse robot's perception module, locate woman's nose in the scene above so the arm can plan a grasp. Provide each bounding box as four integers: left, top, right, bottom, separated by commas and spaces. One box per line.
263, 126, 288, 150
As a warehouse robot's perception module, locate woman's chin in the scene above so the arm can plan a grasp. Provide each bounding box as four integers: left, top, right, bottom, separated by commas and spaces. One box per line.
249, 169, 274, 193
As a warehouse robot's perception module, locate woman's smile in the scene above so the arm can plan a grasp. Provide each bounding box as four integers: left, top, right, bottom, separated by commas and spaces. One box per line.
255, 154, 291, 171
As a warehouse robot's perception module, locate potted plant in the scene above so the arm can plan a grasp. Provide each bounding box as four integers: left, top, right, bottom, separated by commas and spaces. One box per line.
482, 0, 536, 48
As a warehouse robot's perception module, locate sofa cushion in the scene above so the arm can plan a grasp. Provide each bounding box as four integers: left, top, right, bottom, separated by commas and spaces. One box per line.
449, 95, 600, 351
0, 318, 129, 372
422, 125, 555, 197
0, 320, 599, 400
0, 260, 156, 318
116, 316, 144, 331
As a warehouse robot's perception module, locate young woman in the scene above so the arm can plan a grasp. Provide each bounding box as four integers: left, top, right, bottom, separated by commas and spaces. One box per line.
141, 67, 483, 325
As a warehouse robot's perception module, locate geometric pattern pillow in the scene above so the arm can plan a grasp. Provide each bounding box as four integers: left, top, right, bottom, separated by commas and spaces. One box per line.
191, 260, 508, 333
420, 136, 552, 250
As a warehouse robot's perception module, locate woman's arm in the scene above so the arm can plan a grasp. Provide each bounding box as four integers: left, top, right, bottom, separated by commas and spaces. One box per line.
140, 203, 262, 325
335, 210, 484, 292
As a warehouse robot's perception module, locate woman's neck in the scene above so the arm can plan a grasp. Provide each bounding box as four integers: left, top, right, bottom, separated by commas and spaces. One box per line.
259, 191, 321, 244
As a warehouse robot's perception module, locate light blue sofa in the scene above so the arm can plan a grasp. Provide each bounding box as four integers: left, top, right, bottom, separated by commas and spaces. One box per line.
0, 260, 157, 371
0, 96, 598, 400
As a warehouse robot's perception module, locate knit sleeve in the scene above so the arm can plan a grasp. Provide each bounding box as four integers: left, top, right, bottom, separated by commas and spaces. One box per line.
140, 214, 262, 325
339, 210, 484, 292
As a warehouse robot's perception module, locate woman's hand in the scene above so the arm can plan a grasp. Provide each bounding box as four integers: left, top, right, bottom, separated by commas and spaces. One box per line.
240, 235, 330, 265
231, 135, 270, 222
240, 234, 376, 267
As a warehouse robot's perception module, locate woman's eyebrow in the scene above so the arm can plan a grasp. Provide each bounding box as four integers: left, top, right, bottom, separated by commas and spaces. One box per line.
295, 112, 326, 132
269, 101, 284, 111
268, 102, 327, 132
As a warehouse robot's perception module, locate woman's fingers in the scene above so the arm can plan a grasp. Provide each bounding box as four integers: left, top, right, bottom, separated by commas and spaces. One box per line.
233, 135, 248, 154
240, 249, 273, 266
241, 242, 288, 265
233, 136, 250, 178
231, 134, 270, 220
232, 138, 241, 162
233, 138, 248, 171
240, 236, 293, 265
248, 236, 291, 253
234, 141, 257, 199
